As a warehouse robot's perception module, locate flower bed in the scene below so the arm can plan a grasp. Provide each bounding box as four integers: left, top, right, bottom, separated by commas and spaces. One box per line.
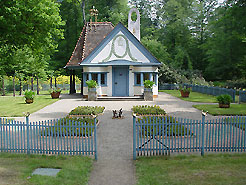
137, 116, 192, 137
132, 105, 166, 116
133, 105, 192, 136
69, 106, 105, 116
42, 116, 98, 137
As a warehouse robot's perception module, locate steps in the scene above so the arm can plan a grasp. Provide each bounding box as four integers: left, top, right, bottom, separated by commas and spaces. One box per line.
97, 96, 144, 101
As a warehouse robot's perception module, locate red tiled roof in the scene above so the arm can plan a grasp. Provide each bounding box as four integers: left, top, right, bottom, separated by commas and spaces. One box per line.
66, 22, 114, 67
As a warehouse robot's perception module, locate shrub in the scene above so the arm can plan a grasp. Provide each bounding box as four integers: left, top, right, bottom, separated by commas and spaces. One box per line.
49, 87, 62, 93
179, 86, 191, 93
42, 116, 98, 137
143, 80, 155, 89
216, 94, 232, 104
69, 106, 105, 116
86, 80, 97, 88
132, 105, 166, 116
24, 90, 35, 100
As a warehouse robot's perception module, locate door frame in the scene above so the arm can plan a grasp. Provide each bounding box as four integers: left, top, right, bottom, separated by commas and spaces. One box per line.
112, 66, 129, 97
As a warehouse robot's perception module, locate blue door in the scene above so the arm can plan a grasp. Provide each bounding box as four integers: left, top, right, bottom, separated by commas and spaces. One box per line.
113, 67, 129, 96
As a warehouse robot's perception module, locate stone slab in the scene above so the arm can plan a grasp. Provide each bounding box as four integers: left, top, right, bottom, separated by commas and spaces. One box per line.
32, 168, 61, 177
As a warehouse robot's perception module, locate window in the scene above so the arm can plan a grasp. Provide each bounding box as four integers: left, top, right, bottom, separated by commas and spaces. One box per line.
134, 72, 157, 86
84, 73, 107, 86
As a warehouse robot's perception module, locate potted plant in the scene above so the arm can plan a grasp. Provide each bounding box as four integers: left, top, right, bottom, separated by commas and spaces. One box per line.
143, 80, 155, 101
86, 80, 97, 101
24, 90, 35, 104
216, 94, 232, 108
49, 88, 62, 99
179, 86, 191, 98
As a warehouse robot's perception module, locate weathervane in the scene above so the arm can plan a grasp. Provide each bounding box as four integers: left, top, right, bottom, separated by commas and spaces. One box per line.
89, 6, 99, 31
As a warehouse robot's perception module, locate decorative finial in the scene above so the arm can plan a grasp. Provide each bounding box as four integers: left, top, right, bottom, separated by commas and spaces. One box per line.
89, 6, 99, 31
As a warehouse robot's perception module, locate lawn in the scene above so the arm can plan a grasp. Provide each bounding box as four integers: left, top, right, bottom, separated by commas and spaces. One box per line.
193, 103, 246, 116
0, 95, 59, 117
160, 90, 217, 103
0, 153, 92, 185
136, 154, 246, 185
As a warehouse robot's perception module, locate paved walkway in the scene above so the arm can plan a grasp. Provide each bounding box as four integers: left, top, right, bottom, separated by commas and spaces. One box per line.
8, 92, 219, 184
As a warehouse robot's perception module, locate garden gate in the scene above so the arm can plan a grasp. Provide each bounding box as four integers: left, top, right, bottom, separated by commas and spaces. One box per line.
133, 114, 246, 159
0, 116, 97, 160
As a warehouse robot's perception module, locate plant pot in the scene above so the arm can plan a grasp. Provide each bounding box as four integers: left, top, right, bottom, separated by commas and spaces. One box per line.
219, 103, 230, 108
50, 92, 60, 99
180, 91, 190, 98
25, 99, 33, 104
144, 88, 153, 101
88, 88, 97, 101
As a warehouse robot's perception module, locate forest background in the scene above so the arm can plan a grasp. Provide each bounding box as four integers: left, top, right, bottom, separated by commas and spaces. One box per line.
0, 0, 245, 95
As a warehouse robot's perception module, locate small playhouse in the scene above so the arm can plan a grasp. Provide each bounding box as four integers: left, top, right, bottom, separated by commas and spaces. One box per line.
65, 8, 161, 98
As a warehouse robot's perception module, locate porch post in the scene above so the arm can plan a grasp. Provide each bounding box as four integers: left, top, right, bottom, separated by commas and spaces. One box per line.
72, 70, 76, 93
149, 73, 153, 81
140, 73, 144, 86
81, 69, 83, 95
69, 71, 72, 94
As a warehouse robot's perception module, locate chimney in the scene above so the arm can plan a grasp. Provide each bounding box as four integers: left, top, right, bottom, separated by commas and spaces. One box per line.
128, 8, 140, 41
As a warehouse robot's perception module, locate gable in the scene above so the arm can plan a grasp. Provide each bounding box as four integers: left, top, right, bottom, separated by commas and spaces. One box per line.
81, 23, 161, 66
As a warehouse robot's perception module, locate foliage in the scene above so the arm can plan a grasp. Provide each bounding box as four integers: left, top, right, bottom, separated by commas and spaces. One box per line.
0, 0, 64, 80
86, 80, 97, 88
143, 80, 155, 89
24, 90, 35, 100
43, 116, 97, 137
132, 105, 166, 116
179, 86, 191, 93
193, 104, 246, 116
216, 94, 232, 105
49, 88, 62, 94
225, 79, 246, 89
69, 106, 105, 116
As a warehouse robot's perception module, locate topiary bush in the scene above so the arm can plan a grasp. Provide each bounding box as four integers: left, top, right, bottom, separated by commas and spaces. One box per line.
69, 106, 105, 116
132, 105, 166, 116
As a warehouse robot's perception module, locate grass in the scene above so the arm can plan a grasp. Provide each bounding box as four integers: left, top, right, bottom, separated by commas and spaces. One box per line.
160, 90, 217, 103
0, 95, 59, 117
136, 154, 246, 185
0, 153, 92, 185
160, 90, 240, 103
193, 103, 246, 116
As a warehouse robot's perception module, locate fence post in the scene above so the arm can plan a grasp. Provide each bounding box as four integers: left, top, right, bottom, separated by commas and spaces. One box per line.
133, 114, 136, 160
201, 111, 207, 156
26, 113, 30, 155
94, 116, 97, 161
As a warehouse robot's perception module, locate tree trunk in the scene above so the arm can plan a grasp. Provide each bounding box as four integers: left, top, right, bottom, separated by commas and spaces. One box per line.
37, 77, 39, 95
50, 77, 52, 89
19, 79, 22, 95
13, 76, 15, 97
77, 0, 86, 25
31, 77, 33, 90
55, 77, 57, 88
2, 76, 5, 96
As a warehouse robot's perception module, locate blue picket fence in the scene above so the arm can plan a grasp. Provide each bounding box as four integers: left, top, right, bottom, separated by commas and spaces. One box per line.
0, 117, 97, 160
239, 90, 246, 103
183, 84, 236, 103
133, 115, 246, 159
